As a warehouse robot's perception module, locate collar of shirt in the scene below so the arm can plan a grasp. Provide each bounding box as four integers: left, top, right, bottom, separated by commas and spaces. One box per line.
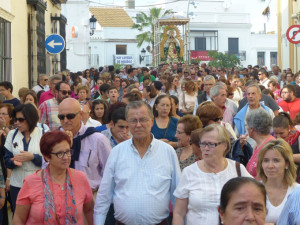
60, 122, 86, 138
129, 134, 155, 155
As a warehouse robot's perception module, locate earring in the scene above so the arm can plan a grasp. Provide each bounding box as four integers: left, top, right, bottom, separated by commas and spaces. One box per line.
285, 167, 288, 170
221, 221, 224, 224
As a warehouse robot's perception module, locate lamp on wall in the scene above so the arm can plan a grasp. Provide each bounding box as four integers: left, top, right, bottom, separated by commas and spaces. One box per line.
89, 15, 97, 36
139, 48, 146, 64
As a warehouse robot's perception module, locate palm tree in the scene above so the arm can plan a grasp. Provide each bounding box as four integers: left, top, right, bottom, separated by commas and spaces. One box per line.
132, 8, 172, 55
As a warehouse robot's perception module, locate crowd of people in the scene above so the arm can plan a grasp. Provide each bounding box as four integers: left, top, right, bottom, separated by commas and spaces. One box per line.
0, 62, 299, 224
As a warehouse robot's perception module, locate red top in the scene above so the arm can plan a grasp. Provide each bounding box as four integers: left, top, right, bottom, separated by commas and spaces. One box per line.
17, 169, 93, 225
278, 98, 300, 120
38, 90, 54, 106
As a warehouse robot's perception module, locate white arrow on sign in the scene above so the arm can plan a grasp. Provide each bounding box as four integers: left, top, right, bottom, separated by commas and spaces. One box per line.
47, 40, 63, 48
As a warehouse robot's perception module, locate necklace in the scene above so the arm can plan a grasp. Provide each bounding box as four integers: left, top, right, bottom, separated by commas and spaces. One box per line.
50, 174, 66, 191
203, 159, 227, 174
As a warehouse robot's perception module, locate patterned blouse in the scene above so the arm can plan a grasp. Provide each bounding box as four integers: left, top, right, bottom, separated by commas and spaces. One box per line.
176, 148, 198, 171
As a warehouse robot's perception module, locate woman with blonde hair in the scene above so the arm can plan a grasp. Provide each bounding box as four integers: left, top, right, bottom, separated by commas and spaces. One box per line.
257, 138, 299, 224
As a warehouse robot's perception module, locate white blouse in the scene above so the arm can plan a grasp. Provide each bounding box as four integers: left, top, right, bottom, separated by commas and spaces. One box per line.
178, 91, 197, 113
174, 159, 252, 225
266, 182, 300, 223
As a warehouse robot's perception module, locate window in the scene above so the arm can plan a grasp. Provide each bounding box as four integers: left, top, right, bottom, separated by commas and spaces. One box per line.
136, 13, 142, 23
0, 18, 12, 82
192, 30, 218, 51
270, 52, 278, 66
195, 38, 206, 51
228, 38, 239, 55
36, 9, 46, 74
257, 52, 265, 66
116, 45, 127, 55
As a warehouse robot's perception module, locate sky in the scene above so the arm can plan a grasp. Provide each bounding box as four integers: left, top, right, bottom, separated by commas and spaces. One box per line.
90, 0, 277, 33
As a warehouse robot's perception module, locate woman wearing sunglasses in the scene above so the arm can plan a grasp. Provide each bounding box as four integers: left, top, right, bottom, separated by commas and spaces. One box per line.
4, 104, 43, 213
13, 131, 94, 225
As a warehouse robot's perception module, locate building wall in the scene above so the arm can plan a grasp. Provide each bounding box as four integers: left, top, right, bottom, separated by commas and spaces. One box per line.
10, 0, 29, 94
62, 0, 90, 71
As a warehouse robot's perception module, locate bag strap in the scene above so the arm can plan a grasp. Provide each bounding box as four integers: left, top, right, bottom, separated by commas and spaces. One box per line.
183, 92, 187, 110
235, 161, 241, 177
162, 119, 171, 139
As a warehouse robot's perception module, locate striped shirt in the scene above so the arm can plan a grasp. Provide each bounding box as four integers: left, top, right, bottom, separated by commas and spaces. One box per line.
39, 98, 60, 131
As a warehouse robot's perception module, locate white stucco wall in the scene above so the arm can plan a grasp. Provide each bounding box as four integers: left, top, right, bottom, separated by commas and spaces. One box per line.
61, 0, 90, 71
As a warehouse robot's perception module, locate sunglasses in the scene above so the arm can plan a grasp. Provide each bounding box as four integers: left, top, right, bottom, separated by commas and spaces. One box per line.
59, 90, 72, 95
211, 117, 223, 122
57, 111, 80, 120
15, 117, 26, 122
43, 79, 48, 81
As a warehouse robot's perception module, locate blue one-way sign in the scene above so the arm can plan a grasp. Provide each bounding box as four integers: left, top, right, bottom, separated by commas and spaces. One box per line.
45, 34, 65, 54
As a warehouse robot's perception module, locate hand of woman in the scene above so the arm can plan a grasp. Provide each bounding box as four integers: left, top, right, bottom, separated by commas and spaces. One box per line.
13, 151, 34, 162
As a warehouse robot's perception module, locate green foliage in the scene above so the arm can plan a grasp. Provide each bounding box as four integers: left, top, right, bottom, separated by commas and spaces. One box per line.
132, 8, 172, 48
113, 63, 124, 71
191, 58, 201, 65
207, 51, 240, 69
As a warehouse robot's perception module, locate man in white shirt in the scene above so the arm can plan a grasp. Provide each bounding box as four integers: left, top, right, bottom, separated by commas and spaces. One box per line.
258, 69, 270, 89
32, 74, 49, 93
94, 101, 180, 225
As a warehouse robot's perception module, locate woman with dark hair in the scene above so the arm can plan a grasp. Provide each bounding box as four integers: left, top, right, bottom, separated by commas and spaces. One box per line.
175, 115, 202, 170
13, 131, 94, 224
273, 112, 300, 181
0, 103, 14, 224
142, 85, 157, 108
165, 76, 181, 97
4, 104, 43, 213
151, 95, 178, 147
24, 90, 38, 107
121, 91, 142, 104
169, 95, 182, 119
91, 99, 109, 125
218, 177, 267, 225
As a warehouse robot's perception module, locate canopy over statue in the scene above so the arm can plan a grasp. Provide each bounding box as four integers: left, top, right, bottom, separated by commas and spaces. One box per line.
153, 15, 190, 67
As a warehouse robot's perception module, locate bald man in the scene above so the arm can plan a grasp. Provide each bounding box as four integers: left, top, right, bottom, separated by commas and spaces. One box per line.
58, 98, 111, 196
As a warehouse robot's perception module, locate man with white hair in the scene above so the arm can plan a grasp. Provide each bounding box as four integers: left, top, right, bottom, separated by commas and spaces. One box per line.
32, 74, 49, 93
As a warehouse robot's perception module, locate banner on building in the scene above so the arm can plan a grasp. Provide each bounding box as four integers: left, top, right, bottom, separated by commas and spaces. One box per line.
190, 51, 213, 61
114, 55, 134, 65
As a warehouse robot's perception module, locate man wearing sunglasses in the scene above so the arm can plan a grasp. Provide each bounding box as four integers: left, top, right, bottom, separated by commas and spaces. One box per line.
38, 74, 61, 105
58, 98, 111, 199
32, 74, 49, 94
39, 81, 71, 131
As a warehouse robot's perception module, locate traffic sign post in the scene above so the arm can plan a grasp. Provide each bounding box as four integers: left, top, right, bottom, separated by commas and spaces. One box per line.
286, 25, 300, 44
45, 34, 65, 54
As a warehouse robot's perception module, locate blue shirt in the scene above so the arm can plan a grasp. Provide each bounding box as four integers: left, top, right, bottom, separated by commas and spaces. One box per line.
94, 137, 181, 225
277, 187, 300, 225
151, 117, 178, 142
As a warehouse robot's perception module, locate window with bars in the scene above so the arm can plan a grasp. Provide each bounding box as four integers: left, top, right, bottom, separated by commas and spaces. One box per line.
0, 18, 12, 82
36, 9, 46, 74
193, 30, 218, 51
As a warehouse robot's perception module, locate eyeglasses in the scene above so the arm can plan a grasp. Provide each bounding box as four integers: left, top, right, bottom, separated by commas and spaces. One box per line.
43, 79, 48, 81
204, 83, 214, 86
127, 117, 151, 125
0, 113, 8, 116
258, 73, 262, 75
191, 74, 196, 75
199, 142, 222, 149
59, 90, 72, 95
50, 149, 73, 159
281, 91, 289, 94
211, 117, 223, 122
15, 117, 26, 122
58, 111, 80, 120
